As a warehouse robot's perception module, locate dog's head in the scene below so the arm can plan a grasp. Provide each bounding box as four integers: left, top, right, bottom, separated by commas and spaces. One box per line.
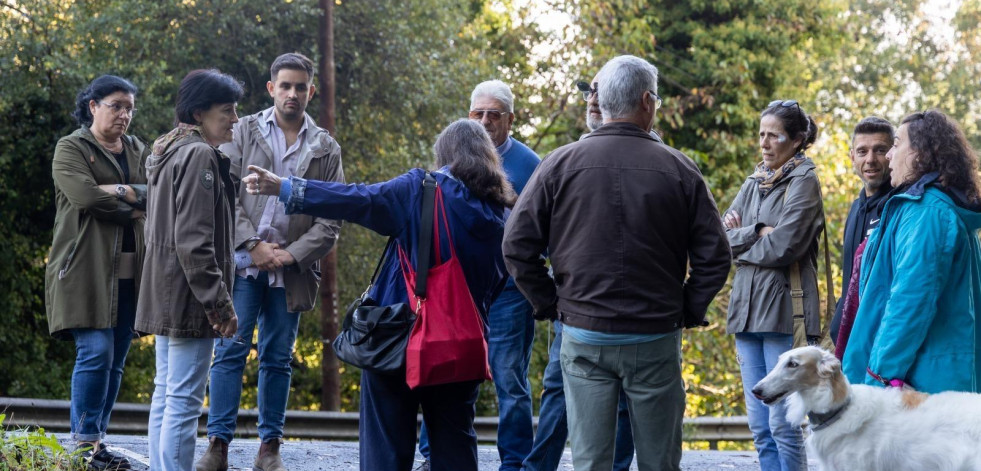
751, 346, 848, 415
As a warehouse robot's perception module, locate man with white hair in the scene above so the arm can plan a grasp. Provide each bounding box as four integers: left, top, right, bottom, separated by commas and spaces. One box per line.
503, 56, 731, 470
417, 80, 540, 471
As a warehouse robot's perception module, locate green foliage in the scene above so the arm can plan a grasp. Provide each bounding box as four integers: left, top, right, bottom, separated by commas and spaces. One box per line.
0, 414, 84, 470
2, 0, 979, 427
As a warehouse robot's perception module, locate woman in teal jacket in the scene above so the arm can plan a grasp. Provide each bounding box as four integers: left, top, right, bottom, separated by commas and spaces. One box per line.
843, 110, 981, 393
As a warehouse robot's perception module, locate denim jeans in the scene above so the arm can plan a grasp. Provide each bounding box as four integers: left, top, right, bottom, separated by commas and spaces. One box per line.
561, 330, 684, 471
523, 322, 635, 471
207, 273, 300, 443
420, 282, 535, 470
735, 332, 806, 471
361, 369, 481, 471
70, 279, 136, 443
149, 336, 213, 471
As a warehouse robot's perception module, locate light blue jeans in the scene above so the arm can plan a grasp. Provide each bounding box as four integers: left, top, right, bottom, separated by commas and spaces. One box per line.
735, 332, 806, 471
207, 274, 300, 443
149, 336, 213, 471
561, 330, 684, 471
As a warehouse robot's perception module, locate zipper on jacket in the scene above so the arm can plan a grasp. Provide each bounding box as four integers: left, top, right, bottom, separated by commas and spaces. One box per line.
58, 242, 79, 280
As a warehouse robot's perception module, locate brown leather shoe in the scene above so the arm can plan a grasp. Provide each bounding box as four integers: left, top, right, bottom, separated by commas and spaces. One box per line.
253, 438, 286, 471
194, 437, 228, 471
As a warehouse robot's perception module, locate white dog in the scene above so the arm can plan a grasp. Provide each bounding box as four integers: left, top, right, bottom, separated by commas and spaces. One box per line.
752, 346, 981, 471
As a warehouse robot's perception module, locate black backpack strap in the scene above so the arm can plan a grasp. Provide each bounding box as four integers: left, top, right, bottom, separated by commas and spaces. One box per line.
414, 172, 437, 297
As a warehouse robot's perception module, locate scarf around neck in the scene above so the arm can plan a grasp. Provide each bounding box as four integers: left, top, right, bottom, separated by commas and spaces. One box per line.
751, 152, 807, 197
152, 123, 204, 156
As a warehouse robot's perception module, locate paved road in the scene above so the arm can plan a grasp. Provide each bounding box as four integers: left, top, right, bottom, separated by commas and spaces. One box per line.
70, 434, 818, 470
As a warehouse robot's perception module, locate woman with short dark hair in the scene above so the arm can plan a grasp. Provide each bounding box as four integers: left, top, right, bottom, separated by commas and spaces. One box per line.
46, 74, 147, 470
842, 110, 981, 394
245, 119, 515, 471
722, 99, 825, 471
135, 69, 243, 471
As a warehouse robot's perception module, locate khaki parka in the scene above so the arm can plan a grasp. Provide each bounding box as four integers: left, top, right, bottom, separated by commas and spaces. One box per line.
45, 127, 149, 340
135, 127, 236, 338
724, 159, 825, 336
219, 110, 344, 312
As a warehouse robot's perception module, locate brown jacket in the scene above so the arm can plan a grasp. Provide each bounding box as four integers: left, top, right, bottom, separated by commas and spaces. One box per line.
219, 110, 343, 311
503, 122, 731, 333
45, 127, 149, 339
135, 126, 236, 338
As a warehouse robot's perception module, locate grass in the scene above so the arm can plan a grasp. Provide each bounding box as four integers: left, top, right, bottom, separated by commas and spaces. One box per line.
0, 414, 86, 471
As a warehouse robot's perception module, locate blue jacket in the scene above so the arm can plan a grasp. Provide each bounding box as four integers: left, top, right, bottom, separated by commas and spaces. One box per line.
843, 174, 981, 393
280, 167, 509, 324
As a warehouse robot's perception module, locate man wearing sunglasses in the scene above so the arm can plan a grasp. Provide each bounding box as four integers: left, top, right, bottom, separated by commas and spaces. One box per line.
417, 80, 540, 471
504, 55, 730, 471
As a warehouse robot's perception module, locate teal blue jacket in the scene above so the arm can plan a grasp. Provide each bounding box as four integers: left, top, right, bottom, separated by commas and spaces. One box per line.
843, 174, 981, 393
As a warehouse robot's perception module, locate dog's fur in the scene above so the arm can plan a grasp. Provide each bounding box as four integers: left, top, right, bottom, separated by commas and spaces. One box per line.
752, 346, 981, 471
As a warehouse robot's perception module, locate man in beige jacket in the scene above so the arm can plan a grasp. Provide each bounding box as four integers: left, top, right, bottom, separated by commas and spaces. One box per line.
195, 53, 344, 471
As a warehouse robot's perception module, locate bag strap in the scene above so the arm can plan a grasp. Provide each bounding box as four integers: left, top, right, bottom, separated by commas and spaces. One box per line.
784, 188, 806, 319
414, 172, 438, 298
822, 226, 836, 333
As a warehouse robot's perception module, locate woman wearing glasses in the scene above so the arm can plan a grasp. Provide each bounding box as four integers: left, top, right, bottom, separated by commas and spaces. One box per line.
46, 75, 148, 470
721, 99, 824, 471
135, 69, 242, 471
842, 110, 981, 394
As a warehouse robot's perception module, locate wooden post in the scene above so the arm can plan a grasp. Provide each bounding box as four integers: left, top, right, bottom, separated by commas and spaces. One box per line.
318, 0, 341, 412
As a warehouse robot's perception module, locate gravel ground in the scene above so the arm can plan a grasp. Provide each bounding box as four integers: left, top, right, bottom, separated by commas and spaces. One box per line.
64, 434, 819, 470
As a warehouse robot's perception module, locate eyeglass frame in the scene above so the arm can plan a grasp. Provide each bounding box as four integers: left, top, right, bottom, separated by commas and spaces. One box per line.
468, 109, 509, 122
99, 101, 138, 117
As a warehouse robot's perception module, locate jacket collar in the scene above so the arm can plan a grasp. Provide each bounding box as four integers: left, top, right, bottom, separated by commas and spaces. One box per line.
583, 122, 657, 140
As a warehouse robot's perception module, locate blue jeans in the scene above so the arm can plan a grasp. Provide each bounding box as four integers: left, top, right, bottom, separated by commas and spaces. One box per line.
524, 322, 634, 471
70, 279, 136, 442
421, 282, 535, 470
361, 370, 481, 471
561, 330, 684, 471
207, 273, 300, 443
735, 333, 806, 471
149, 336, 213, 471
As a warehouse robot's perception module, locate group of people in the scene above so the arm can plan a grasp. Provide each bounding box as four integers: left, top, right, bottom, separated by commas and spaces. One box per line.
45, 49, 981, 471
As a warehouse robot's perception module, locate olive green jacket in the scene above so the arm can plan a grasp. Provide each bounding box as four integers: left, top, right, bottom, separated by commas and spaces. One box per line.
45, 127, 149, 340
135, 126, 236, 338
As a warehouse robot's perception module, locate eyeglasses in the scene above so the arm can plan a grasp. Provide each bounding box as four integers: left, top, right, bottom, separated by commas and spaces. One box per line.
469, 109, 508, 121
648, 90, 662, 111
576, 81, 598, 101
214, 330, 247, 346
100, 101, 137, 117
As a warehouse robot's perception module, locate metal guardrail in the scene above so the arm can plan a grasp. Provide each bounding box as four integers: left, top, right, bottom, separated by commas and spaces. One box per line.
0, 397, 752, 447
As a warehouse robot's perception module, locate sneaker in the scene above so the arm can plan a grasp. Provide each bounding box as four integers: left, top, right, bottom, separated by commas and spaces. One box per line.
78, 443, 132, 470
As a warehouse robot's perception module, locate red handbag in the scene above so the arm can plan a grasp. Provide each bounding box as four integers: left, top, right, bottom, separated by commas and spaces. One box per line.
398, 182, 492, 389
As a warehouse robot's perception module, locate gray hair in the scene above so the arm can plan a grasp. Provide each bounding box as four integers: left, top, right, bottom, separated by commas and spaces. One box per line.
470, 80, 514, 113
597, 55, 658, 120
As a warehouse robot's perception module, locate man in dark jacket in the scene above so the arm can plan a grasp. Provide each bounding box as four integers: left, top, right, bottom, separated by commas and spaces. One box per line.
829, 117, 894, 342
502, 55, 731, 471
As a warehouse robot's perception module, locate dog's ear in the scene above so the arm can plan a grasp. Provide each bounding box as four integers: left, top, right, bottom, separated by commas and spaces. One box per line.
818, 352, 841, 378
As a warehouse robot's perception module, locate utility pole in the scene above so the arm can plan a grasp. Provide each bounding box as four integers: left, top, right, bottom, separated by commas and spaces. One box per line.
317, 0, 341, 412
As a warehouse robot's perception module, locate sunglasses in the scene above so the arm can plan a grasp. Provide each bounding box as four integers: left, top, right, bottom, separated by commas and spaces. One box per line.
469, 109, 508, 121
576, 80, 598, 101
768, 99, 803, 114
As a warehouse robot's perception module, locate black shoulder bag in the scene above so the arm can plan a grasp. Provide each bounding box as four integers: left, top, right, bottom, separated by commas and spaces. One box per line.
331, 172, 437, 374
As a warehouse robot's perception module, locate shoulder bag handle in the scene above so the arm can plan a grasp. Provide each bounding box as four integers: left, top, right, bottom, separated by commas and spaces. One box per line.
413, 171, 438, 298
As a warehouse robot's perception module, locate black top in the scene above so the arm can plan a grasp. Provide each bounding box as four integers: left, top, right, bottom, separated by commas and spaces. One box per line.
113, 150, 136, 253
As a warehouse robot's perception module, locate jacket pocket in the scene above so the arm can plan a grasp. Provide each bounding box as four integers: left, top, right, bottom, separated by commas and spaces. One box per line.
58, 242, 80, 280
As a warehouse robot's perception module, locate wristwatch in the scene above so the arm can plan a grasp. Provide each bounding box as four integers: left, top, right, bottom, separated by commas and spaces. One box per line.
115, 184, 127, 199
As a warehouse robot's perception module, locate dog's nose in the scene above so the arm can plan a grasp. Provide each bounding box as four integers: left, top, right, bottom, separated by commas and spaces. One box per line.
751, 386, 764, 399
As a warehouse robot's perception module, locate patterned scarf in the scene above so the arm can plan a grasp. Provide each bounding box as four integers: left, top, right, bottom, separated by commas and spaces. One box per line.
152, 123, 203, 155
750, 152, 807, 197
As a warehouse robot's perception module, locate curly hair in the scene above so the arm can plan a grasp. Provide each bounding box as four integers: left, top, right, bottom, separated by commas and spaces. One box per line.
901, 110, 981, 203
